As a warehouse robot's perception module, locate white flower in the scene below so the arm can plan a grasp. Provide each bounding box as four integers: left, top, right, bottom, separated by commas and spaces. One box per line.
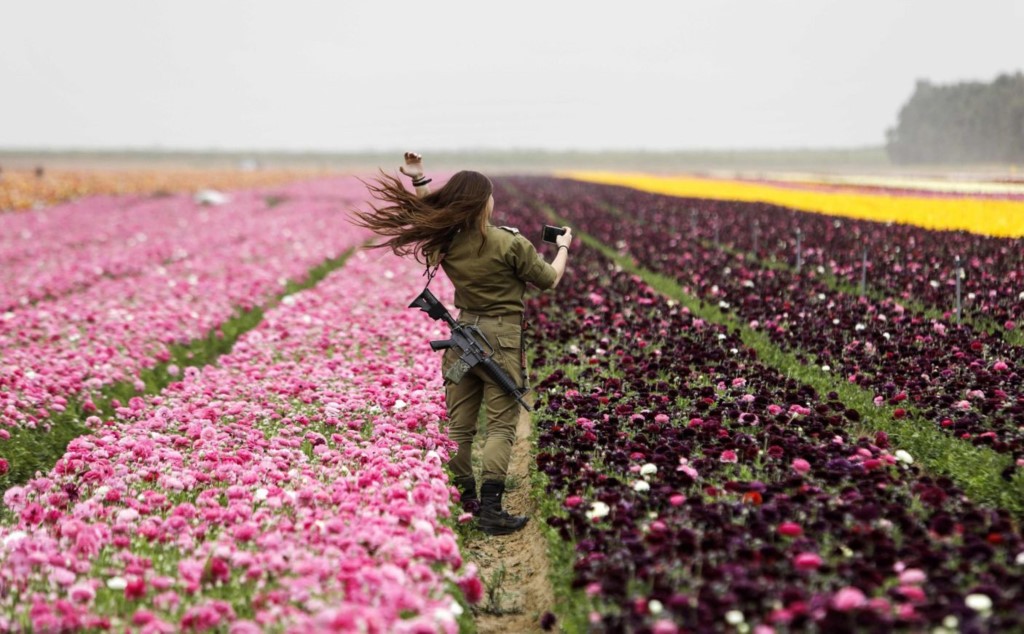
894, 450, 914, 465
1015, 551, 1024, 565
943, 616, 959, 629
393, 399, 408, 410
930, 280, 940, 289
883, 332, 892, 340
717, 334, 727, 340
586, 501, 610, 520
832, 319, 840, 325
106, 577, 128, 590
855, 323, 866, 331
725, 610, 745, 625
633, 480, 650, 493
821, 365, 831, 372
640, 463, 658, 477
718, 301, 730, 309
449, 600, 464, 617
649, 600, 664, 615
2, 530, 28, 547
964, 593, 992, 612
255, 488, 269, 501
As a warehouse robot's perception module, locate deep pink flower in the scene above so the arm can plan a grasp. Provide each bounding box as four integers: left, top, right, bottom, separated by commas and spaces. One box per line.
458, 575, 484, 604
791, 458, 811, 474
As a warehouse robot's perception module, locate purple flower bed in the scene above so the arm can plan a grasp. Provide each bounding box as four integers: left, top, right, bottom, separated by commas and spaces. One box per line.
489, 183, 1024, 632
500, 178, 1024, 466
509, 177, 1024, 327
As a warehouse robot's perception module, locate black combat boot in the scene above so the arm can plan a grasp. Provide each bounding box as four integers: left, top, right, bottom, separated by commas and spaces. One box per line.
453, 476, 480, 514
477, 481, 528, 535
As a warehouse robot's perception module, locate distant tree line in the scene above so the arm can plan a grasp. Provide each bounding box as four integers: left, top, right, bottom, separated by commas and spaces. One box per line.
886, 72, 1024, 164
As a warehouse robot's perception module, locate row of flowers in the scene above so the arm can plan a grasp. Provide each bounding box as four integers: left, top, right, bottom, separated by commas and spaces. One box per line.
741, 172, 1024, 199
504, 177, 1024, 466
491, 184, 1024, 632
562, 171, 1024, 238
0, 247, 477, 632
0, 168, 321, 212
1, 178, 372, 434
534, 176, 1024, 326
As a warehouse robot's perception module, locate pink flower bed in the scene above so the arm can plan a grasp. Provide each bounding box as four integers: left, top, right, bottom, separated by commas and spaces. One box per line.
0, 249, 474, 632
1, 178, 373, 430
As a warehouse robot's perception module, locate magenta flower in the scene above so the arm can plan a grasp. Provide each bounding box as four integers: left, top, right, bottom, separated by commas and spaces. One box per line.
791, 458, 811, 474
793, 552, 822, 571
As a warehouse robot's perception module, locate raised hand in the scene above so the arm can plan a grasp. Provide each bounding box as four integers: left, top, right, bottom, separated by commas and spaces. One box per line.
399, 152, 424, 180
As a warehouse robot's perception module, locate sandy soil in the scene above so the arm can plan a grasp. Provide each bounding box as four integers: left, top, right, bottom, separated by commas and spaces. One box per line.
462, 408, 558, 633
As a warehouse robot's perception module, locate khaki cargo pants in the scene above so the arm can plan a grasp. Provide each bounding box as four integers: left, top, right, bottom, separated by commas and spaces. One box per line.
441, 312, 525, 484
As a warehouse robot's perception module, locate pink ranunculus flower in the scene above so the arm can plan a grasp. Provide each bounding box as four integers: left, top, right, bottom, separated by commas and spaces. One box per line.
791, 458, 811, 474
899, 568, 927, 585
794, 552, 822, 571
832, 586, 867, 611
719, 450, 738, 463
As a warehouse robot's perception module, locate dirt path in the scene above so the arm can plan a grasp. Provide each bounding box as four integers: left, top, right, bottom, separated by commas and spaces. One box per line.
463, 408, 557, 633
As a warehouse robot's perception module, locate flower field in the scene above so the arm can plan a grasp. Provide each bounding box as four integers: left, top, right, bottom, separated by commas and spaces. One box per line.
0, 234, 475, 631
2, 173, 1023, 633
563, 172, 1024, 238
490, 184, 1024, 632
0, 168, 323, 212
505, 177, 1024, 468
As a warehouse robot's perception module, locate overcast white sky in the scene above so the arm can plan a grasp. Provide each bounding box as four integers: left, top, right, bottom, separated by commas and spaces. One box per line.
1, 1, 1021, 152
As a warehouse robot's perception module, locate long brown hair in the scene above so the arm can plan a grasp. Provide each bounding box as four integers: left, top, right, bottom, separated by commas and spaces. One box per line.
352, 170, 493, 264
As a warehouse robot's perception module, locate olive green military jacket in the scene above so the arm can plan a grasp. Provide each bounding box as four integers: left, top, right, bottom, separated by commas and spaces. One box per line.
439, 225, 557, 316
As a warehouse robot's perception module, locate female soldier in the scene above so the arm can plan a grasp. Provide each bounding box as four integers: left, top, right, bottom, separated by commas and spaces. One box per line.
353, 152, 572, 535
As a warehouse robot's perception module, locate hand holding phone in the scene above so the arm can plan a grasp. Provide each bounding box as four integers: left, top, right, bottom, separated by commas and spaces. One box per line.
542, 225, 567, 244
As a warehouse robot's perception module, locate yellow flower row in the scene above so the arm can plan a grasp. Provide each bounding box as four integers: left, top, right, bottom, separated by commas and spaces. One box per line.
561, 171, 1024, 238
0, 168, 326, 212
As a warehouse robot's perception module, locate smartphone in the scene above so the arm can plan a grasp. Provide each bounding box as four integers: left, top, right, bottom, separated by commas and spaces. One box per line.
542, 225, 566, 244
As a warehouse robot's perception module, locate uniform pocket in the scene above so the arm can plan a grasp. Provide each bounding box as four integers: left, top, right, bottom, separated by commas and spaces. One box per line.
496, 335, 520, 350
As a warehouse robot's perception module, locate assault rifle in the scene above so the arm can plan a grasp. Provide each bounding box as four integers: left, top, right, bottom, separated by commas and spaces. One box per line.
409, 288, 532, 412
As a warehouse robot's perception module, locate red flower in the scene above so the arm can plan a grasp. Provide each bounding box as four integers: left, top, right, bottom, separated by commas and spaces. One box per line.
459, 576, 484, 604
125, 578, 147, 600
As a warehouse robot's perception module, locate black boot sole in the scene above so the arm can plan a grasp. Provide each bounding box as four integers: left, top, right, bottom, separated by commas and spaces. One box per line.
477, 518, 529, 536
